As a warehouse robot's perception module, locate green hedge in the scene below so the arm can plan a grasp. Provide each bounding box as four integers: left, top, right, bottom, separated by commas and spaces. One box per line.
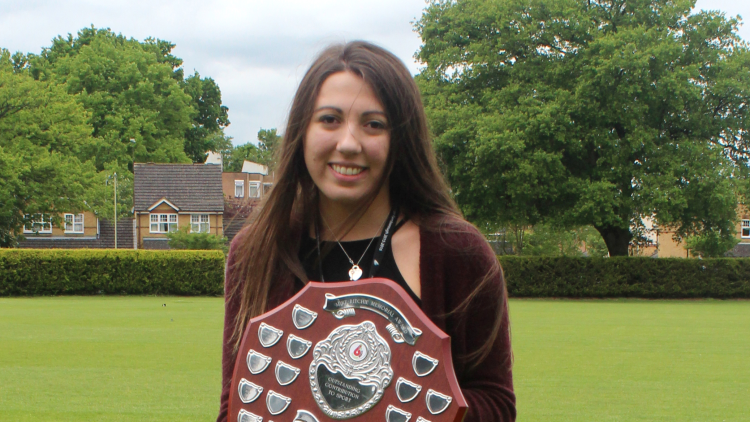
3, 251, 749, 298
0, 249, 225, 296
500, 256, 750, 298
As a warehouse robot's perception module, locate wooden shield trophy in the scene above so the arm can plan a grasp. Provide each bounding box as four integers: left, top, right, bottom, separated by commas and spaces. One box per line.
228, 278, 467, 422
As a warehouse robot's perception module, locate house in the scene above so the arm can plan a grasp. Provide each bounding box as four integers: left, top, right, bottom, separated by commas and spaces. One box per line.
17, 212, 134, 249
222, 161, 275, 243
223, 160, 274, 201
133, 163, 224, 250
639, 206, 750, 258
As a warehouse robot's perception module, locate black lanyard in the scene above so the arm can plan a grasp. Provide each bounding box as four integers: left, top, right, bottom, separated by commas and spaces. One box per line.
314, 207, 399, 282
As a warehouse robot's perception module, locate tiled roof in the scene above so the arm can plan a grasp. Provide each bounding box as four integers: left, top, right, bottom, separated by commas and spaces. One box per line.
726, 243, 750, 258
134, 164, 224, 212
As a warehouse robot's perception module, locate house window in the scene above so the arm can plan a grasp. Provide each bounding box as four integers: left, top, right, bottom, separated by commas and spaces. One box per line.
743, 220, 750, 238
64, 213, 84, 233
249, 181, 261, 198
23, 215, 52, 233
191, 214, 210, 233
263, 183, 273, 195
149, 214, 177, 233
235, 180, 244, 198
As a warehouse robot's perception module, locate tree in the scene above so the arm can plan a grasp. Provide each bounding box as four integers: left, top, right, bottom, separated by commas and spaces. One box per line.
222, 128, 281, 172
223, 142, 262, 172
0, 50, 98, 246
182, 72, 230, 163
416, 0, 750, 256
257, 128, 281, 169
28, 26, 195, 172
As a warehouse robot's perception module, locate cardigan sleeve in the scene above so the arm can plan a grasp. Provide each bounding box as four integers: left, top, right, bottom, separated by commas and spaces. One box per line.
216, 229, 297, 422
421, 222, 516, 422
215, 231, 245, 422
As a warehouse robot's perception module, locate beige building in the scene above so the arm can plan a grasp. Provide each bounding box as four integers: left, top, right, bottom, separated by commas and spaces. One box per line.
18, 210, 134, 249
644, 206, 750, 258
222, 161, 274, 200
133, 163, 224, 250
23, 210, 98, 238
222, 161, 275, 243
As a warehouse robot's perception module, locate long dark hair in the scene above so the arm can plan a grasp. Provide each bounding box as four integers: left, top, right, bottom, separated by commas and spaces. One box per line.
229, 41, 505, 367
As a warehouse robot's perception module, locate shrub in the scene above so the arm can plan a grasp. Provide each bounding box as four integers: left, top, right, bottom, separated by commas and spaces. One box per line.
0, 249, 224, 296
683, 230, 740, 258
166, 226, 228, 253
499, 256, 750, 298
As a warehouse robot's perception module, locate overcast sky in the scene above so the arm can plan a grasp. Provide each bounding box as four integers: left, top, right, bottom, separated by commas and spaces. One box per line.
1, 0, 747, 146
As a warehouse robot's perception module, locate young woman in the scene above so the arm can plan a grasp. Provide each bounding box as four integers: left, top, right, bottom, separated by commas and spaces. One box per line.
217, 41, 515, 422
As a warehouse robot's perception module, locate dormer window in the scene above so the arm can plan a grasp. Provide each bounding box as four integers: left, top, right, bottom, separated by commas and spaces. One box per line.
150, 214, 177, 233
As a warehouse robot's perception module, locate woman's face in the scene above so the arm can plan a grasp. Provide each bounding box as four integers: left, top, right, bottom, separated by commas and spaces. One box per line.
304, 71, 390, 207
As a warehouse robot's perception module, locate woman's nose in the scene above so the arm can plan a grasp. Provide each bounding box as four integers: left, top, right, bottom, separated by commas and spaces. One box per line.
335, 121, 363, 155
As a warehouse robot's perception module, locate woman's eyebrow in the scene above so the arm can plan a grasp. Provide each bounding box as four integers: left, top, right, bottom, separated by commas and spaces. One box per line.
313, 106, 343, 113
362, 110, 387, 117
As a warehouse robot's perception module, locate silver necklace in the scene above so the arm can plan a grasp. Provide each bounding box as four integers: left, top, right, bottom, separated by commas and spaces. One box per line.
320, 213, 390, 281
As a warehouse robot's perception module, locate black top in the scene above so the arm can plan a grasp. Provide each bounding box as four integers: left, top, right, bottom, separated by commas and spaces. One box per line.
298, 220, 421, 306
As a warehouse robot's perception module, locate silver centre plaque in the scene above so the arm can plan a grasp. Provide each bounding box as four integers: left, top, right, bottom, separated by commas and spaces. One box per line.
309, 320, 393, 419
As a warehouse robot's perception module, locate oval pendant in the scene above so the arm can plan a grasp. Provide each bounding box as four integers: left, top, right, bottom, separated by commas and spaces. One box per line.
349, 265, 363, 281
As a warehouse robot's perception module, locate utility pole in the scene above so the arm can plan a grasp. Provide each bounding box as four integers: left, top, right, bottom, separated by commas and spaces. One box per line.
114, 172, 117, 249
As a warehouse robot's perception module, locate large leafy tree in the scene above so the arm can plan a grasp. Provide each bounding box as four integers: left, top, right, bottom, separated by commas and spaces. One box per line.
19, 27, 231, 218
416, 0, 750, 255
0, 50, 97, 246
182, 72, 230, 163
29, 27, 195, 171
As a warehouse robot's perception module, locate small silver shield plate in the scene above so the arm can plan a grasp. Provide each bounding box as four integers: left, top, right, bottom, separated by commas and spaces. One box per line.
237, 378, 263, 403
258, 322, 283, 347
425, 389, 452, 415
293, 410, 320, 422
287, 334, 312, 359
386, 404, 412, 422
412, 351, 439, 377
246, 349, 272, 374
266, 390, 292, 415
292, 304, 318, 329
237, 409, 262, 422
275, 360, 301, 386
395, 377, 422, 403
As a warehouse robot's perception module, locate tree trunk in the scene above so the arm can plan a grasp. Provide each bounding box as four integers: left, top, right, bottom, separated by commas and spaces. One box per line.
595, 225, 632, 256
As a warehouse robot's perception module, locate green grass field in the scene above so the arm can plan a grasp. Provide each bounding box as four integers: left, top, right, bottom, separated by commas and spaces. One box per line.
510, 299, 750, 421
0, 297, 747, 421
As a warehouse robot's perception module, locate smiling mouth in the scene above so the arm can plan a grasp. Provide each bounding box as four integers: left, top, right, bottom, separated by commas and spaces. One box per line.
331, 164, 365, 176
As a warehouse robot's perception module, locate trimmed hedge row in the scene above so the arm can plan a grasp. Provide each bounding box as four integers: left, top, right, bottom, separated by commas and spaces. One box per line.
2, 251, 749, 298
499, 256, 750, 298
0, 249, 225, 296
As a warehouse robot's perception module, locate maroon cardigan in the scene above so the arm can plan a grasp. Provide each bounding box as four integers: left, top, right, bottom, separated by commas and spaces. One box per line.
217, 220, 516, 422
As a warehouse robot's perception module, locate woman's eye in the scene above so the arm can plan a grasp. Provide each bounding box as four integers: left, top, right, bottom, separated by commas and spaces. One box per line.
365, 120, 386, 130
319, 115, 338, 124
